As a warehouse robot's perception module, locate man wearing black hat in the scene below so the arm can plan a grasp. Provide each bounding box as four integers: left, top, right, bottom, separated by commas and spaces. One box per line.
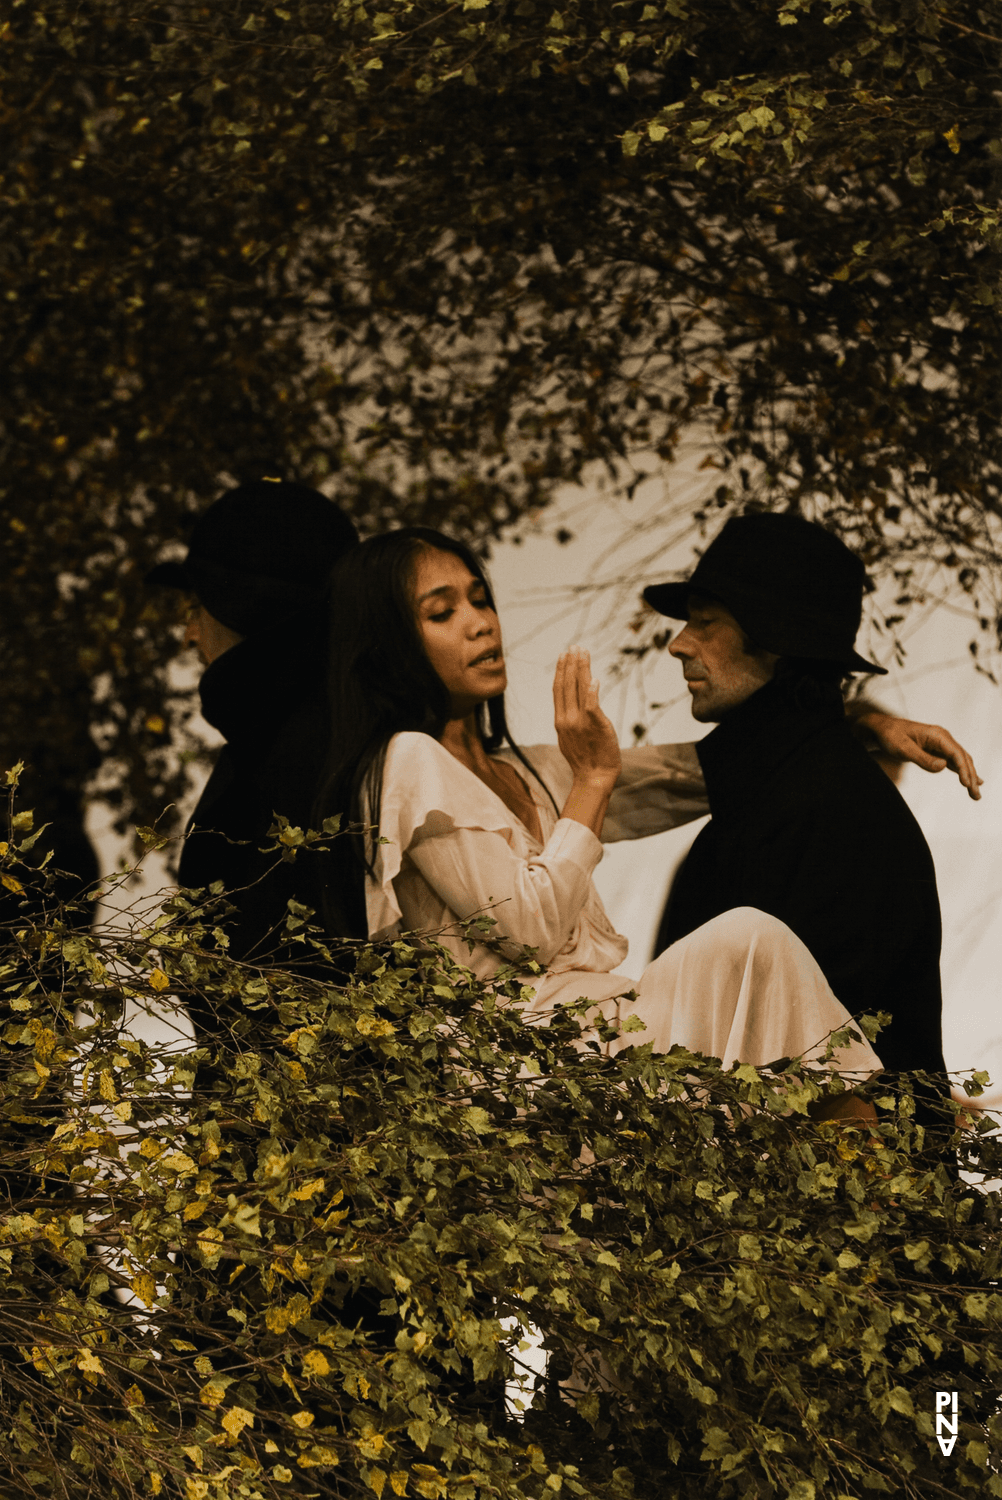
149, 481, 360, 1032
645, 512, 968, 1098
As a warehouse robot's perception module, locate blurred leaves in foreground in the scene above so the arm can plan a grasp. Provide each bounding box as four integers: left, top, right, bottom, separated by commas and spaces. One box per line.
1, 791, 1001, 1498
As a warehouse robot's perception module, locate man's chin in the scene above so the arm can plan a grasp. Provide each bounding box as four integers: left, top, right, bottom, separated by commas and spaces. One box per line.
689, 694, 731, 724
687, 687, 715, 723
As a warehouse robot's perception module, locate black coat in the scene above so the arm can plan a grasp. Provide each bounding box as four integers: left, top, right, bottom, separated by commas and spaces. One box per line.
656, 677, 946, 1078
178, 632, 354, 1034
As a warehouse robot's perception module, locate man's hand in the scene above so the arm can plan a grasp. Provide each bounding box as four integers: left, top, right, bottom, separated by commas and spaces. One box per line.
860, 712, 983, 801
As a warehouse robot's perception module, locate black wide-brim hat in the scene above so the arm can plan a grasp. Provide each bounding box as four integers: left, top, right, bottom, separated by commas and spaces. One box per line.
147, 479, 358, 636
643, 512, 886, 675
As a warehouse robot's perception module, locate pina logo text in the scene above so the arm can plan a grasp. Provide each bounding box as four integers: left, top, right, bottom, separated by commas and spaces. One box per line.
935, 1390, 959, 1456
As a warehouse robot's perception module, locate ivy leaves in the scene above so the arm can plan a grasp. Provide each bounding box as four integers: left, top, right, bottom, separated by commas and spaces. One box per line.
2, 851, 1002, 1496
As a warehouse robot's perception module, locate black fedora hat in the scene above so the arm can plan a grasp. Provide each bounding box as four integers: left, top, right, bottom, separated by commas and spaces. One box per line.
147, 479, 358, 636
643, 512, 886, 675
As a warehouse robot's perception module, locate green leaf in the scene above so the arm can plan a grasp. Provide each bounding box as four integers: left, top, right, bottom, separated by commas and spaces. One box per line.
463, 1106, 493, 1133
887, 1387, 915, 1418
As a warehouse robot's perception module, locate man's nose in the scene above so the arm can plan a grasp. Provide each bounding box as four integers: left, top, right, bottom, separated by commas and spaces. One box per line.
667, 627, 691, 658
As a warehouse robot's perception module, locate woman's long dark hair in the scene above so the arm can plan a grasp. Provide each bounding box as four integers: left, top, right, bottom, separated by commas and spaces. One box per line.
314, 527, 553, 937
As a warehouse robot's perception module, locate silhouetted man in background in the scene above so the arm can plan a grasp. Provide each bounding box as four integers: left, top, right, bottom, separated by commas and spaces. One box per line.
645, 513, 948, 1115
148, 480, 358, 1032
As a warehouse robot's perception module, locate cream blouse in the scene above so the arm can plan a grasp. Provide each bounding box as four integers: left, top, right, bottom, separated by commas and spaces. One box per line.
364, 732, 707, 1007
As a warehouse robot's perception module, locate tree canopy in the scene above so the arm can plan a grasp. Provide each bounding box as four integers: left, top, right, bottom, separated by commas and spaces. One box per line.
3, 1, 1001, 823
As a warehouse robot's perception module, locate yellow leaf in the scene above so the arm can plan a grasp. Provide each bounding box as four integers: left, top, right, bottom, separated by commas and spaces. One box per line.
367, 1468, 387, 1497
943, 124, 960, 154
160, 1151, 197, 1175
131, 1272, 157, 1306
140, 1138, 165, 1159
149, 969, 170, 991
355, 1013, 394, 1038
32, 1026, 56, 1060
99, 1070, 118, 1102
2, 873, 24, 893
359, 1430, 387, 1459
273, 1468, 293, 1483
77, 1348, 105, 1376
266, 1305, 292, 1333
200, 1378, 230, 1409
299, 1445, 340, 1468
391, 1473, 409, 1496
303, 1349, 330, 1377
221, 1405, 254, 1438
291, 1177, 326, 1201
291, 1410, 314, 1428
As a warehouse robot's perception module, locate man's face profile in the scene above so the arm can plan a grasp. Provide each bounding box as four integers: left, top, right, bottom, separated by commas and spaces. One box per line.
183, 602, 243, 668
668, 591, 778, 722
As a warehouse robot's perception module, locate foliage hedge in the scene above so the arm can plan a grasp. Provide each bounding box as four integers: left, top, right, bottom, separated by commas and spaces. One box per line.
2, 796, 1002, 1499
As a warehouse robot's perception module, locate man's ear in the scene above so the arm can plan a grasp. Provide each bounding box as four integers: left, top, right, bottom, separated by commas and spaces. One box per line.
744, 635, 779, 676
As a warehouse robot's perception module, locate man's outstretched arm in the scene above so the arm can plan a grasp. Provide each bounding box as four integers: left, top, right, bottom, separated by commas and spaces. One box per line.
858, 711, 983, 800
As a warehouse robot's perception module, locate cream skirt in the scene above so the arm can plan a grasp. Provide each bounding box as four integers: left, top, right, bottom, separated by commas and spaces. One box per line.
520, 906, 882, 1076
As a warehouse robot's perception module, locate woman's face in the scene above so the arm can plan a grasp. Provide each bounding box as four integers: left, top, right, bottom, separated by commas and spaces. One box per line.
411, 546, 506, 715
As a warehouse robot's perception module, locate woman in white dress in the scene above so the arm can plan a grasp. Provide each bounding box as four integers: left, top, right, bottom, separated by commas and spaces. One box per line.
318, 527, 969, 1117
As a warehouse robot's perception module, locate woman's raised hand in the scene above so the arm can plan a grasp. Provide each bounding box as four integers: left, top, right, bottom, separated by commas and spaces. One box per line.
553, 648, 622, 790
